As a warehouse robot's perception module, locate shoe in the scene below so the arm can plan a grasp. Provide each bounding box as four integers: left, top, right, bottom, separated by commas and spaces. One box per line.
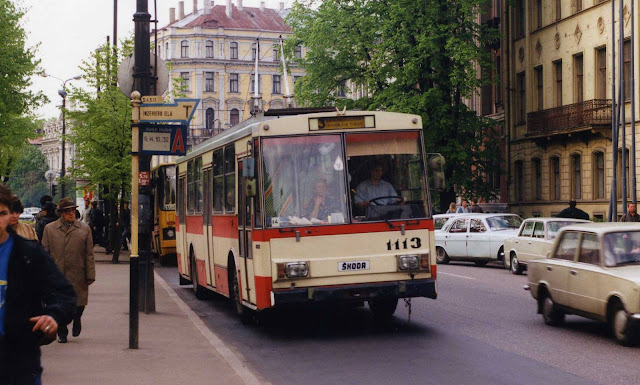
112, 257, 119, 264
72, 320, 81, 337
58, 336, 67, 343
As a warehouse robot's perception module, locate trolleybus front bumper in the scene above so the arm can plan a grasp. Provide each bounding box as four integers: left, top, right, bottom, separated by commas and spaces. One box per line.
272, 278, 436, 305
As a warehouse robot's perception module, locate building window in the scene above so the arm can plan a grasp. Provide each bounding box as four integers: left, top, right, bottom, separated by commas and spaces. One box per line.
554, 60, 562, 106
273, 47, 280, 61
533, 158, 542, 200
205, 108, 215, 131
181, 40, 189, 58
514, 160, 524, 201
180, 72, 190, 92
337, 80, 347, 97
516, 72, 526, 124
230, 42, 238, 59
205, 72, 215, 92
574, 53, 583, 103
571, 154, 582, 199
165, 42, 169, 58
536, 0, 542, 28
251, 43, 257, 60
516, 0, 525, 37
250, 74, 262, 93
576, 0, 582, 13
624, 39, 631, 100
205, 40, 214, 58
550, 156, 561, 200
229, 73, 239, 93
294, 45, 302, 59
593, 151, 605, 199
495, 55, 503, 106
230, 108, 239, 125
596, 47, 607, 99
535, 66, 543, 111
272, 75, 281, 94
556, 0, 561, 20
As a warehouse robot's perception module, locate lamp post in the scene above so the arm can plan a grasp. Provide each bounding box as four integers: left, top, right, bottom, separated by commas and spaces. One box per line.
44, 74, 81, 197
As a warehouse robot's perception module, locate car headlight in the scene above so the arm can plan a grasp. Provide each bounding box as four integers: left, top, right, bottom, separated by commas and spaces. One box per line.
398, 255, 420, 270
277, 262, 309, 279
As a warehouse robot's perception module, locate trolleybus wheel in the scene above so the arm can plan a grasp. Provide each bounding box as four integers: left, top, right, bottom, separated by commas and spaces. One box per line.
190, 254, 208, 300
229, 261, 251, 323
368, 298, 398, 321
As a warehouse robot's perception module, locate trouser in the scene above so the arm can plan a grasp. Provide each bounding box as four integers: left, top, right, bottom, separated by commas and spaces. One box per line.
0, 338, 42, 385
58, 306, 85, 338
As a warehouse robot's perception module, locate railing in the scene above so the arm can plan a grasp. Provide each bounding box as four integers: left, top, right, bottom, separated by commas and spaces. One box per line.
527, 99, 611, 136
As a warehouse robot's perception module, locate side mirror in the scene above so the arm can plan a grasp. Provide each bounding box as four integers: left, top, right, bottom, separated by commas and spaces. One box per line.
245, 179, 257, 197
428, 154, 446, 191
243, 158, 255, 178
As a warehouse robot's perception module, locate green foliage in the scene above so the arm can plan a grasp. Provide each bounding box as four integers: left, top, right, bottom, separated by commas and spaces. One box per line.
6, 144, 50, 207
66, 43, 132, 201
286, 0, 502, 202
0, 0, 47, 181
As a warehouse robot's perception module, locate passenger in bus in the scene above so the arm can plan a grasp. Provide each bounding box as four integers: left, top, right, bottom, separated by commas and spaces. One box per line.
304, 179, 340, 221
354, 163, 399, 208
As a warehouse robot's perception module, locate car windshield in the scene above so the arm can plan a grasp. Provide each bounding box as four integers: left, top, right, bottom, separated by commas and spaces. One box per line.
486, 215, 522, 231
434, 217, 449, 230
604, 231, 640, 267
547, 221, 585, 239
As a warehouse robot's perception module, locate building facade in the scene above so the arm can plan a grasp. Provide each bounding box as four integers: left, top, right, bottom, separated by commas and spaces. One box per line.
503, 0, 639, 219
40, 116, 76, 181
151, 0, 305, 167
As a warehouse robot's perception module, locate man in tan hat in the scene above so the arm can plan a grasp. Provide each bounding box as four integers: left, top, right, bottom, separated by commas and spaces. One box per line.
42, 197, 95, 343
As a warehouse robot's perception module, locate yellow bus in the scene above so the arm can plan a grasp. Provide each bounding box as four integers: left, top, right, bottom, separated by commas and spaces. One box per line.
152, 164, 177, 266
176, 108, 439, 320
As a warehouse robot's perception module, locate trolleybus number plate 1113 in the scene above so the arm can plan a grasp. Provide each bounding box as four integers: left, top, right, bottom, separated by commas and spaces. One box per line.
338, 260, 370, 272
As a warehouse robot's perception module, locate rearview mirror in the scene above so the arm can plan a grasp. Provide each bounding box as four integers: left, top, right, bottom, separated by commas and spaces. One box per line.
427, 153, 446, 191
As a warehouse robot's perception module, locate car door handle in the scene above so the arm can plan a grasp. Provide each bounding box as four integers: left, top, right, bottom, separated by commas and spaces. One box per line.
570, 270, 578, 276
527, 241, 532, 245
546, 266, 553, 271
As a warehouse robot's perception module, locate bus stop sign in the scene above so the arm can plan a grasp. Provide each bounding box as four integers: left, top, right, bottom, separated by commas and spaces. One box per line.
139, 123, 187, 156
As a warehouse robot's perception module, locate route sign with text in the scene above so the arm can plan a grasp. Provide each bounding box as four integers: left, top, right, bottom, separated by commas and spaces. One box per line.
139, 124, 187, 156
140, 98, 199, 124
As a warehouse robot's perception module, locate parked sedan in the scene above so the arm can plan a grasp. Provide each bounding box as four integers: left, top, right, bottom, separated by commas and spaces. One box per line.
504, 218, 590, 274
526, 223, 640, 346
433, 213, 463, 230
435, 213, 523, 266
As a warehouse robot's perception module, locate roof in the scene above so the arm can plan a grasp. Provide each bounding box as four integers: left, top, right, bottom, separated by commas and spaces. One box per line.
521, 217, 591, 223
163, 4, 291, 33
560, 222, 640, 234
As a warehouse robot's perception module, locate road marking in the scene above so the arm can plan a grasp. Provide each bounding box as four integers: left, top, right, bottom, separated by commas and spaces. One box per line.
439, 272, 476, 280
155, 272, 264, 385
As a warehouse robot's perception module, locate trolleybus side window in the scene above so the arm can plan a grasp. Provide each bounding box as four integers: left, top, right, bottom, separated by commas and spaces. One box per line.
203, 167, 212, 225
187, 160, 194, 215
178, 176, 186, 223
224, 145, 236, 213
346, 131, 428, 222
164, 166, 176, 211
194, 157, 203, 214
213, 150, 224, 213
262, 135, 348, 227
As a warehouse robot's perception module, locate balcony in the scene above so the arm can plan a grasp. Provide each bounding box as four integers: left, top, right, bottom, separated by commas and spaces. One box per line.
526, 99, 612, 142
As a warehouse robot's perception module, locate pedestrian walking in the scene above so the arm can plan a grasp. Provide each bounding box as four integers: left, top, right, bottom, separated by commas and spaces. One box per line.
42, 198, 96, 343
456, 200, 471, 213
35, 201, 58, 242
9, 197, 37, 240
80, 199, 91, 225
445, 202, 456, 214
119, 202, 131, 251
34, 195, 53, 222
0, 184, 76, 384
89, 200, 104, 247
556, 200, 589, 220
620, 203, 640, 222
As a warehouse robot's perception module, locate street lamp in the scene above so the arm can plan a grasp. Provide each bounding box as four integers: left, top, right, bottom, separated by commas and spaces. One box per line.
43, 73, 81, 197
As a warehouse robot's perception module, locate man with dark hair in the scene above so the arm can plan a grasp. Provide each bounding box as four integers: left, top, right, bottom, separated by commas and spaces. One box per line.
9, 197, 37, 240
620, 203, 640, 222
89, 200, 104, 247
0, 184, 76, 384
35, 202, 59, 242
34, 195, 53, 222
557, 200, 590, 220
355, 163, 399, 208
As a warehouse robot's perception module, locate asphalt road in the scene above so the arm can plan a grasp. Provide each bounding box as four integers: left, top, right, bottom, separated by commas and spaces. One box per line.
156, 262, 640, 385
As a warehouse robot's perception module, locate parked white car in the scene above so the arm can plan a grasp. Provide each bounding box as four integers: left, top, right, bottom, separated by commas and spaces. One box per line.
435, 213, 523, 266
504, 218, 590, 274
526, 223, 640, 346
433, 213, 463, 231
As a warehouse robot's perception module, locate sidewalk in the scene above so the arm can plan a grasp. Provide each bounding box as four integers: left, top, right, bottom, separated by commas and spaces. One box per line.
40, 246, 255, 385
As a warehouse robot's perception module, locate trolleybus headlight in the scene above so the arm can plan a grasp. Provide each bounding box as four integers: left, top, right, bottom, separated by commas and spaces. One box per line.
398, 255, 420, 271
277, 262, 309, 279
163, 228, 176, 239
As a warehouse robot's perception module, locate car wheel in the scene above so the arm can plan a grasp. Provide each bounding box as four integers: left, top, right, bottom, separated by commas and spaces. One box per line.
191, 254, 208, 300
540, 292, 564, 326
510, 253, 524, 275
436, 247, 450, 264
368, 298, 398, 321
611, 303, 637, 346
473, 260, 489, 267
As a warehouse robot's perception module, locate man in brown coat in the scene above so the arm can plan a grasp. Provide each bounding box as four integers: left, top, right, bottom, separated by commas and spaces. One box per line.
42, 197, 96, 343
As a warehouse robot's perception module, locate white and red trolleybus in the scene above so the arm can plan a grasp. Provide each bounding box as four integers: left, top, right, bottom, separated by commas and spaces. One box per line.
176, 108, 439, 320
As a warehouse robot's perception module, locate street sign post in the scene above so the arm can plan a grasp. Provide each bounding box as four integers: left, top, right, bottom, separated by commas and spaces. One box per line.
140, 98, 199, 123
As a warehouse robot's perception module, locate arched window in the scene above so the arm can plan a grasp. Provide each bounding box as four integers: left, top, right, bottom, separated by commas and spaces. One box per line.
230, 108, 239, 125
532, 158, 542, 200
205, 40, 214, 58
205, 108, 215, 130
230, 42, 238, 59
514, 160, 524, 202
593, 151, 605, 199
165, 42, 169, 58
550, 156, 561, 200
181, 40, 189, 58
571, 154, 581, 199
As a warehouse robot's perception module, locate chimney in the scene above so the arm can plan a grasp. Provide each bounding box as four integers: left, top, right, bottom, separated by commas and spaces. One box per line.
226, 0, 232, 18
179, 1, 185, 19
260, 1, 265, 12
279, 2, 284, 11
237, 0, 243, 11
193, 0, 198, 13
204, 0, 211, 13
169, 7, 176, 22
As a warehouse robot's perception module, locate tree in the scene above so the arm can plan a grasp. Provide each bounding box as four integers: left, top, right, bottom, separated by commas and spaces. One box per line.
0, 0, 47, 181
286, 0, 502, 209
6, 144, 50, 207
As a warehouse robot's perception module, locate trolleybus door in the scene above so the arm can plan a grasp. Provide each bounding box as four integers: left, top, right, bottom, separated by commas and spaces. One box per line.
238, 158, 253, 303
204, 167, 215, 287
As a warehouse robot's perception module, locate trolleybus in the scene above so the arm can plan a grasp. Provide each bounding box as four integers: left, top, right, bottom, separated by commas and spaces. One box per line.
152, 163, 177, 266
176, 109, 439, 319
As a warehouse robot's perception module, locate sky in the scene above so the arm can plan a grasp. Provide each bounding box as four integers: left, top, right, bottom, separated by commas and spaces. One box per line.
20, 0, 294, 120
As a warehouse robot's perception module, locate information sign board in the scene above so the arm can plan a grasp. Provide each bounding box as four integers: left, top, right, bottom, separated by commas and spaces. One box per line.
139, 124, 187, 156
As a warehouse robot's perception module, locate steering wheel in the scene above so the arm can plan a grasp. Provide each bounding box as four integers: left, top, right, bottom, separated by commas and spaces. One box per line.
369, 196, 404, 205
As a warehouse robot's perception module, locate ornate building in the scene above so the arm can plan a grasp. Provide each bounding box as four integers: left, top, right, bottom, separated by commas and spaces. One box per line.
503, 0, 639, 219
151, 0, 305, 166
40, 116, 76, 181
